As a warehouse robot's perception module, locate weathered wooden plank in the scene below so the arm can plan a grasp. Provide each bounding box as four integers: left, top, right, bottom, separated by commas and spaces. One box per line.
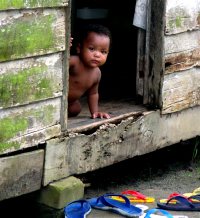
0, 125, 61, 155
0, 150, 44, 200
145, 0, 165, 107
44, 107, 200, 185
141, 0, 151, 104
165, 30, 200, 54
166, 0, 200, 35
162, 68, 200, 114
0, 98, 61, 153
61, 2, 71, 131
165, 48, 200, 74
67, 111, 143, 133
0, 0, 68, 10
0, 9, 66, 62
136, 29, 145, 97
0, 53, 63, 109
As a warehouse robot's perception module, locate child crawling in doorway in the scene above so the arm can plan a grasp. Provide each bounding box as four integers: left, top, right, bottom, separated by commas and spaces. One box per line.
68, 24, 111, 119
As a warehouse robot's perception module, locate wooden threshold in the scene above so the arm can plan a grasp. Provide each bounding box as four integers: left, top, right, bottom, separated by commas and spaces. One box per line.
67, 99, 148, 133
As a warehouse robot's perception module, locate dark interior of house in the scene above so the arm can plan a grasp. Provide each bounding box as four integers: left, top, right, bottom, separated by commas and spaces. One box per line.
71, 0, 138, 100
67, 0, 147, 131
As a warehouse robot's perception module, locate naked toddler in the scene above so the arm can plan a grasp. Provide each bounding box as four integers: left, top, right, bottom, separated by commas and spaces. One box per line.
68, 24, 111, 119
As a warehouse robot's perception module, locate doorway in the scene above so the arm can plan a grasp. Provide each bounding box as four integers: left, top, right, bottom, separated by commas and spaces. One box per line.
67, 0, 148, 132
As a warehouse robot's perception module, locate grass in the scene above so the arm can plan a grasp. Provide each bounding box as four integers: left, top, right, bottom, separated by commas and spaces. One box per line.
191, 136, 200, 164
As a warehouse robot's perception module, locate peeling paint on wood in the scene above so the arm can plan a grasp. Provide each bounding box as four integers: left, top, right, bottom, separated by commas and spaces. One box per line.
0, 53, 63, 108
166, 0, 200, 34
0, 98, 61, 152
165, 48, 200, 74
0, 9, 66, 62
162, 68, 200, 114
0, 0, 68, 10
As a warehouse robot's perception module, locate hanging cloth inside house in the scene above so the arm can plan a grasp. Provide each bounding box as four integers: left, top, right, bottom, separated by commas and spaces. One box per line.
133, 0, 147, 30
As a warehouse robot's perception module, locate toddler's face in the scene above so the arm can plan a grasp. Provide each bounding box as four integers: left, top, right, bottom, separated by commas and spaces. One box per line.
79, 32, 110, 68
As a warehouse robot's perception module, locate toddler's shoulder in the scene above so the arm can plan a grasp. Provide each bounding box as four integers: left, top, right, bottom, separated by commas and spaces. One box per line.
70, 55, 79, 66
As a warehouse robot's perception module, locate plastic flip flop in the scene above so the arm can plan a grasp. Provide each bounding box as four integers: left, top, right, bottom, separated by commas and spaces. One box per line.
183, 187, 200, 197
157, 195, 200, 211
139, 208, 188, 218
112, 190, 155, 203
64, 200, 91, 218
159, 192, 185, 204
87, 193, 143, 217
135, 204, 149, 212
159, 192, 200, 204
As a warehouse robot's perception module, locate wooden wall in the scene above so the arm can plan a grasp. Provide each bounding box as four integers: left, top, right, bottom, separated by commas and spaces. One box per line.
162, 0, 200, 114
0, 0, 69, 154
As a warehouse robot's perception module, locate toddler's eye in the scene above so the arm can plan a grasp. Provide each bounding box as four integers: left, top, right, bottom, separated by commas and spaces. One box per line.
102, 50, 108, 54
89, 47, 94, 51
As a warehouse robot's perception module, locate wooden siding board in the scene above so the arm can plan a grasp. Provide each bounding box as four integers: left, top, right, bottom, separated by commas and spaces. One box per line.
164, 30, 200, 54
0, 98, 61, 153
13, 125, 60, 152
162, 68, 200, 114
0, 0, 69, 10
0, 125, 61, 155
166, 0, 200, 35
0, 53, 63, 109
163, 1, 200, 114
0, 9, 66, 62
0, 150, 44, 200
165, 48, 200, 74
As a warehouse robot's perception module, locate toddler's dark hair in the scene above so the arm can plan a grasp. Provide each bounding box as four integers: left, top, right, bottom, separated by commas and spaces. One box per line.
78, 24, 112, 46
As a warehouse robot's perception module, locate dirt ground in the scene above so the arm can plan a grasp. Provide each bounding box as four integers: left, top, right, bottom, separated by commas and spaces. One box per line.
78, 138, 200, 218
1, 138, 200, 218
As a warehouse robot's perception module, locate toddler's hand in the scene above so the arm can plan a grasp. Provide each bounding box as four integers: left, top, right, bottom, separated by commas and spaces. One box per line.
70, 37, 73, 47
92, 112, 111, 119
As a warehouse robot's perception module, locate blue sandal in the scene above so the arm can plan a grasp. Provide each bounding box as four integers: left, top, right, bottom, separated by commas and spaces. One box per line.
87, 193, 143, 217
157, 195, 200, 211
64, 200, 91, 218
144, 208, 174, 218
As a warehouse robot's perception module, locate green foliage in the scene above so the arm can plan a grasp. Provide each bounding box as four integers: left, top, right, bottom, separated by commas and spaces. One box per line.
191, 136, 200, 163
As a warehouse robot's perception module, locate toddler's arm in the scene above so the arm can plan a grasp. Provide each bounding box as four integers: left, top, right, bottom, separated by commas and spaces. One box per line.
88, 93, 110, 119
